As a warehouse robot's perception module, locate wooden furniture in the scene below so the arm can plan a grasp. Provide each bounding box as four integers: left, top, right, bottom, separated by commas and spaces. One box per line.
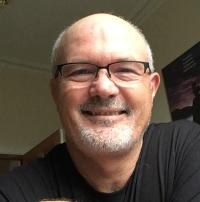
23, 129, 65, 164
0, 154, 22, 176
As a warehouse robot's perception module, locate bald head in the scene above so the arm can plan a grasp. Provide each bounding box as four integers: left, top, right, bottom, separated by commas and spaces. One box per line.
51, 13, 153, 76
66, 13, 141, 38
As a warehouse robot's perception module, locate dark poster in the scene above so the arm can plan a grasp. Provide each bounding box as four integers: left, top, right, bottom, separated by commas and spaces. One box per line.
162, 42, 200, 123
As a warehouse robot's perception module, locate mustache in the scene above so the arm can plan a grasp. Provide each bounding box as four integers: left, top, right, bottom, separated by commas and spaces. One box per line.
79, 96, 132, 114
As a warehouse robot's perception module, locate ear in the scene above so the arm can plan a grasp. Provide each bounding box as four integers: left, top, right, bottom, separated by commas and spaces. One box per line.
149, 72, 160, 99
50, 78, 59, 105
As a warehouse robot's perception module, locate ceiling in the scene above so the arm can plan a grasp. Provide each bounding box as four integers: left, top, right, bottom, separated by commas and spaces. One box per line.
0, 0, 167, 72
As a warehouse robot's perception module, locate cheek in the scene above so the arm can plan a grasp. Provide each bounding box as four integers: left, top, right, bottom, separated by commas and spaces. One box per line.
57, 84, 89, 117
56, 86, 88, 133
121, 83, 152, 110
122, 83, 153, 131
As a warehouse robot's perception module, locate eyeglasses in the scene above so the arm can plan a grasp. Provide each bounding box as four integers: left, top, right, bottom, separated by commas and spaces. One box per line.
54, 61, 151, 83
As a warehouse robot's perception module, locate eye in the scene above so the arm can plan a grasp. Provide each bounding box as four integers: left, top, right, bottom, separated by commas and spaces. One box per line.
111, 64, 143, 81
62, 65, 96, 78
69, 68, 94, 76
114, 67, 139, 75
61, 64, 98, 82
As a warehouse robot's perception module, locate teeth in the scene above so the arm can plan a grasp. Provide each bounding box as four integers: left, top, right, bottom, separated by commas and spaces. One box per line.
88, 111, 122, 115
93, 112, 115, 115
82, 109, 126, 116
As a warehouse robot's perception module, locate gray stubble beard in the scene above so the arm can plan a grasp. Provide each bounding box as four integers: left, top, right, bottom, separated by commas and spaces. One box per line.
74, 96, 149, 154
78, 121, 138, 154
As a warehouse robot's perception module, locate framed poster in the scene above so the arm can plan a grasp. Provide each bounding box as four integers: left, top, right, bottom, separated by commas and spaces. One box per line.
162, 42, 200, 123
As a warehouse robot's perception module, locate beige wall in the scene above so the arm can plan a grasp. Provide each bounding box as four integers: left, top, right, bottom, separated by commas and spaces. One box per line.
141, 0, 200, 122
0, 61, 60, 154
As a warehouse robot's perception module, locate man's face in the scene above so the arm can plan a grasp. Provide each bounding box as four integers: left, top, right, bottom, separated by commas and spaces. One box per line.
51, 18, 160, 155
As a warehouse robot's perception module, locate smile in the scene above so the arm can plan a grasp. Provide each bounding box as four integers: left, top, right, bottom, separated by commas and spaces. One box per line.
81, 110, 127, 116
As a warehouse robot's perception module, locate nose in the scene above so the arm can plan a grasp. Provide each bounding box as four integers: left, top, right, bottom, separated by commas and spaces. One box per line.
89, 69, 119, 99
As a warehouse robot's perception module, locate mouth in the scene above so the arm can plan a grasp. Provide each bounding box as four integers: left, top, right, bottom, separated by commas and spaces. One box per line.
81, 109, 127, 116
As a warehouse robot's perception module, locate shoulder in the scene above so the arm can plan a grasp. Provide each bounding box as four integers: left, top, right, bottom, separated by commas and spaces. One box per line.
138, 121, 200, 201
143, 120, 200, 157
148, 121, 200, 201
147, 120, 200, 140
0, 143, 66, 201
0, 159, 49, 201
150, 119, 200, 130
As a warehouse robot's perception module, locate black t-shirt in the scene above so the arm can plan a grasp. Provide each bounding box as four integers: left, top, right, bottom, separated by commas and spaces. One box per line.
1, 120, 200, 202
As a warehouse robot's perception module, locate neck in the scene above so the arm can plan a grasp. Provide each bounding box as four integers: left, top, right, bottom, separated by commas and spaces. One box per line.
66, 140, 143, 193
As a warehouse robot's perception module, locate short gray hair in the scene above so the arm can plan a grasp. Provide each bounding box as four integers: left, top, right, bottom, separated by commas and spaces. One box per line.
51, 28, 68, 76
50, 15, 154, 77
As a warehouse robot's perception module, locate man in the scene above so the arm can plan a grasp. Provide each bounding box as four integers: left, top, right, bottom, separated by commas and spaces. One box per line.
1, 13, 200, 202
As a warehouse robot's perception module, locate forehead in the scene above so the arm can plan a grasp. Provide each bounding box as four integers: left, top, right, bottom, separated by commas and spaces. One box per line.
59, 16, 148, 63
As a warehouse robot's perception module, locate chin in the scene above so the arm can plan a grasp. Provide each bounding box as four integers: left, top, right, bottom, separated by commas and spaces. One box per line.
75, 123, 142, 155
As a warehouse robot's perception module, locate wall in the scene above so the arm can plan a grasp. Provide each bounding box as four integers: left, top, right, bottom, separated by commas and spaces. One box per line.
0, 0, 199, 154
141, 0, 200, 123
0, 60, 60, 154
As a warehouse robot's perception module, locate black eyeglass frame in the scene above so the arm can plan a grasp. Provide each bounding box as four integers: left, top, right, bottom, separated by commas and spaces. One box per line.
54, 61, 151, 79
